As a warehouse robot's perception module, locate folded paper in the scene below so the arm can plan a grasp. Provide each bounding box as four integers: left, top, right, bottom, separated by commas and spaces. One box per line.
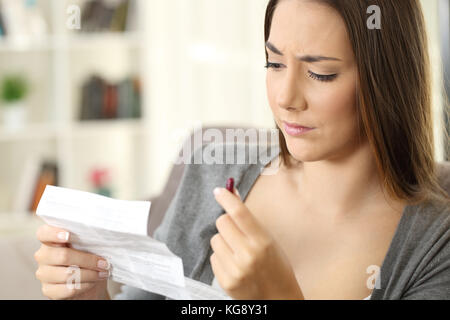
36, 185, 230, 300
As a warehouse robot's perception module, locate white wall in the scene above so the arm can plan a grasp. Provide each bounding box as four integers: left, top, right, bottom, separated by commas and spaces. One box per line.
141, 0, 274, 197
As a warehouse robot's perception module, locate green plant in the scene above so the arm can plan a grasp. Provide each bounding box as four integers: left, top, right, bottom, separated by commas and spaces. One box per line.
1, 75, 29, 105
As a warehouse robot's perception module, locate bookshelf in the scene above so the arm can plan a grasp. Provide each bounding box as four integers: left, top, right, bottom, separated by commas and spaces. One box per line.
0, 0, 151, 215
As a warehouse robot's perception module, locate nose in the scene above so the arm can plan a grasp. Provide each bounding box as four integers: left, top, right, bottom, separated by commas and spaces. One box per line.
276, 68, 307, 112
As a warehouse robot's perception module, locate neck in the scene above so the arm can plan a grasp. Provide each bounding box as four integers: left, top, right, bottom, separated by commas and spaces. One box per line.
281, 142, 404, 218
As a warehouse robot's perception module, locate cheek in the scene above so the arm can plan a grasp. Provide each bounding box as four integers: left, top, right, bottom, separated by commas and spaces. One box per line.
266, 74, 274, 108
311, 77, 359, 136
266, 74, 280, 118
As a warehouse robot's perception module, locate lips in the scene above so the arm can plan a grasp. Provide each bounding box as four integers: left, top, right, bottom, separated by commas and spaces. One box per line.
283, 121, 315, 136
283, 121, 314, 129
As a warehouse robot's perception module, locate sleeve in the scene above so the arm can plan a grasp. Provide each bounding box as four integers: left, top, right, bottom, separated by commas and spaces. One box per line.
400, 204, 450, 300
401, 247, 450, 300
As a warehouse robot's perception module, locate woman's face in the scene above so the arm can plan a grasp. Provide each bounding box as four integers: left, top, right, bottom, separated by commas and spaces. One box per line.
266, 0, 361, 163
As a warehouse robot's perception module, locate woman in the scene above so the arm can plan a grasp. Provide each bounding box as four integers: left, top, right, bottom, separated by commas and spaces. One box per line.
34, 0, 449, 300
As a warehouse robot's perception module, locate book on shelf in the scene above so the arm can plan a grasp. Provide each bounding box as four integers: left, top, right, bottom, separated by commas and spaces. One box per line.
118, 77, 141, 119
29, 161, 58, 214
79, 0, 136, 33
79, 75, 141, 121
80, 75, 105, 120
0, 9, 6, 37
110, 0, 130, 32
103, 83, 118, 119
12, 156, 58, 214
12, 155, 41, 213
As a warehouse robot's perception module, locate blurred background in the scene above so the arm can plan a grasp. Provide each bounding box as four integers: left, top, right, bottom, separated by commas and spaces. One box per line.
0, 0, 448, 299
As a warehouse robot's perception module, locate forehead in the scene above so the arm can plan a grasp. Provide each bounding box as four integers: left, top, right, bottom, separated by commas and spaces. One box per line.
269, 0, 353, 60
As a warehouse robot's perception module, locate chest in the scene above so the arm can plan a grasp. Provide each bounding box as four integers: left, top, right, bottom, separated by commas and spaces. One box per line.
242, 174, 403, 300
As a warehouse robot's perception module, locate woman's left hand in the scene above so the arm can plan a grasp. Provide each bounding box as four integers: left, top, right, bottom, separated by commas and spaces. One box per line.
211, 186, 304, 300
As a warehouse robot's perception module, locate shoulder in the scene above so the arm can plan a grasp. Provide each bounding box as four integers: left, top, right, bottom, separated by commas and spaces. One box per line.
152, 141, 265, 242
373, 198, 450, 299
393, 200, 450, 282
153, 141, 279, 243
404, 161, 450, 254
175, 141, 279, 193
400, 199, 450, 257
436, 161, 450, 195
174, 142, 258, 199
407, 199, 450, 239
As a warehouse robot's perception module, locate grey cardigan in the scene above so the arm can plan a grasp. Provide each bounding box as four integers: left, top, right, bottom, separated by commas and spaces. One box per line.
115, 143, 450, 300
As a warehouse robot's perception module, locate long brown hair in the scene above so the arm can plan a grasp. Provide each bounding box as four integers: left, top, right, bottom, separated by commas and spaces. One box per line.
264, 0, 450, 206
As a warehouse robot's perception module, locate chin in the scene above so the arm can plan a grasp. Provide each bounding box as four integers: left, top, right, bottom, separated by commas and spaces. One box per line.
284, 139, 319, 163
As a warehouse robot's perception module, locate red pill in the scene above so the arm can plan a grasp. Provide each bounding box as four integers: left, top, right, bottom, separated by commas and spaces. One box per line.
226, 178, 234, 193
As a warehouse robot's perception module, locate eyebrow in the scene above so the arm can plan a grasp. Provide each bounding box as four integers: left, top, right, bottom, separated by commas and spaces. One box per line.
265, 41, 342, 62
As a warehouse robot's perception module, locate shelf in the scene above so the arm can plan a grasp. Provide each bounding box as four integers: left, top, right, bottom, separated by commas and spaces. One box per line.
0, 36, 53, 52
0, 120, 146, 142
70, 119, 146, 136
0, 123, 58, 142
66, 32, 144, 49
0, 32, 144, 52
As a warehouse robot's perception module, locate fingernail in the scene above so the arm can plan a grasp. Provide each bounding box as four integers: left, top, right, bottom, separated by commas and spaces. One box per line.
57, 231, 69, 242
99, 271, 110, 279
97, 259, 110, 270
213, 187, 222, 196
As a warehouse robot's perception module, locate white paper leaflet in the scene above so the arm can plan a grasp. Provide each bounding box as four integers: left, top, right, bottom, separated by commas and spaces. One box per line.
36, 185, 231, 300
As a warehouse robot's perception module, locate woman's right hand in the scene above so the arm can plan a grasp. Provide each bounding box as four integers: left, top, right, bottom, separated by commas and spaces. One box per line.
34, 224, 111, 300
